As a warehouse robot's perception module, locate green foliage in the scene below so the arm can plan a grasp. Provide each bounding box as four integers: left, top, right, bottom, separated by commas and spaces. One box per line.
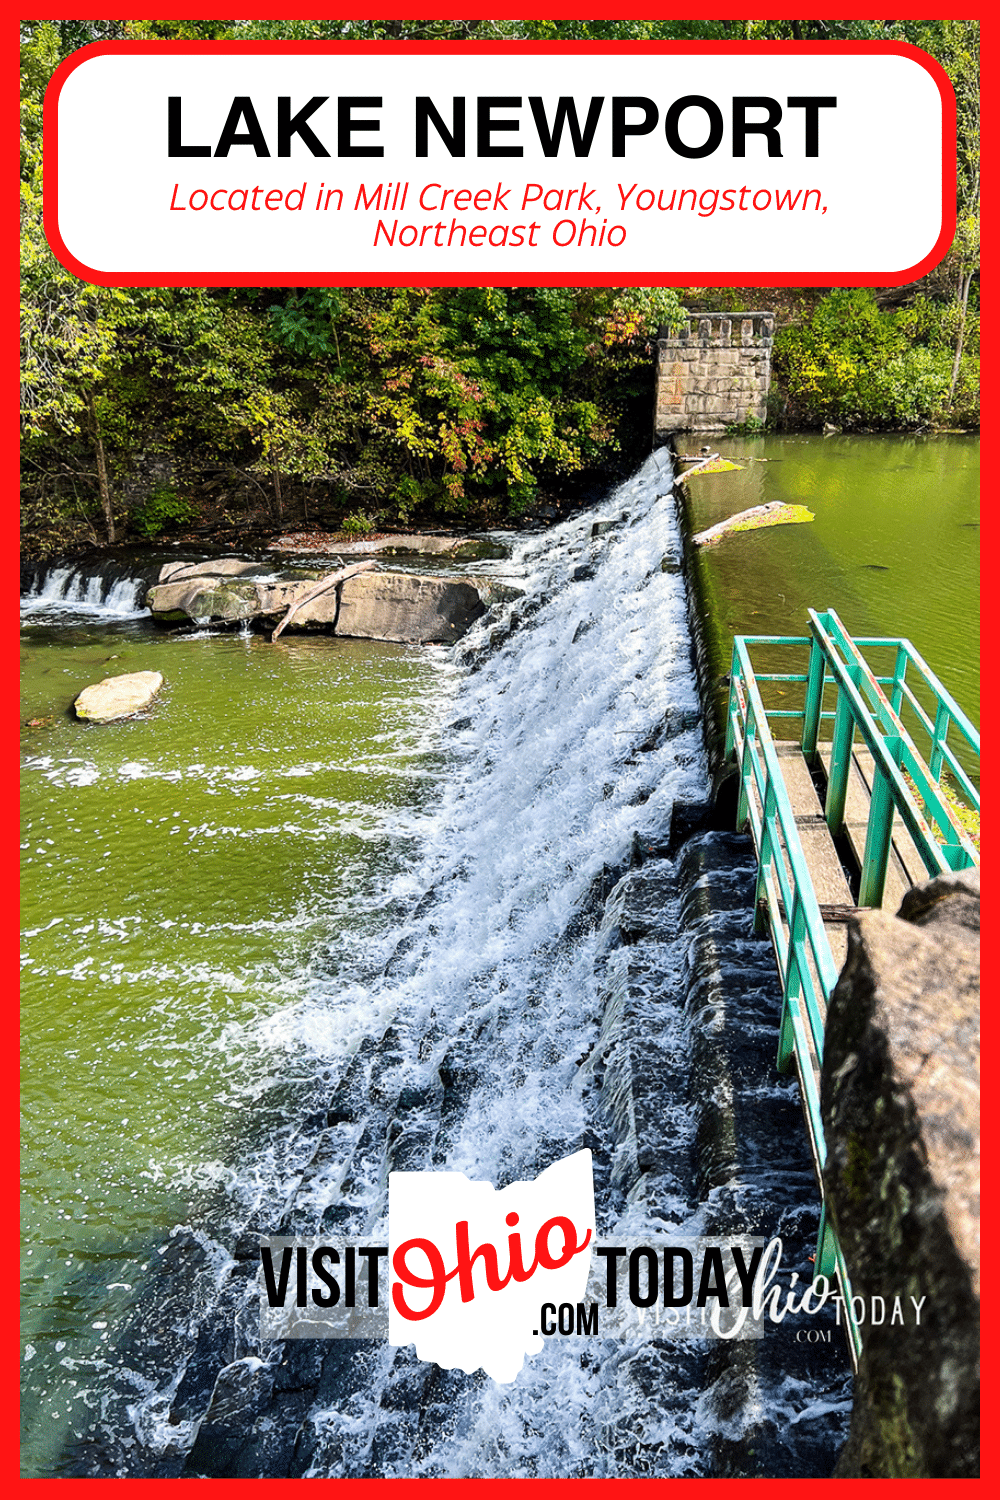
725, 411, 766, 437
130, 486, 197, 537
941, 777, 980, 854
688, 288, 749, 317
774, 290, 976, 430
18, 17, 979, 550
340, 511, 379, 537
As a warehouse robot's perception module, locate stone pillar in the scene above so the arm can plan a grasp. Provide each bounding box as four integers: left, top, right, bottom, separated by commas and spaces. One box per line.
654, 312, 774, 438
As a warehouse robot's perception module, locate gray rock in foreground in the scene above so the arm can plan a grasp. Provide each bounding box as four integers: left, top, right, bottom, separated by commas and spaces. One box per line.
75, 670, 164, 723
822, 869, 980, 1478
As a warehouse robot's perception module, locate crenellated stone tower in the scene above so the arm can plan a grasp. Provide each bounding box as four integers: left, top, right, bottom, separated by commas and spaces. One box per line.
655, 312, 774, 438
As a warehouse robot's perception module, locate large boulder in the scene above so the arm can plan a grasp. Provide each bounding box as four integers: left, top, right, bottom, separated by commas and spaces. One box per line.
334, 571, 485, 642
147, 570, 488, 642
147, 579, 303, 623
75, 670, 164, 722
821, 869, 980, 1477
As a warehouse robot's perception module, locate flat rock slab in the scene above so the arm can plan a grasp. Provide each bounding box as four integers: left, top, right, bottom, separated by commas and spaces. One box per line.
75, 670, 164, 722
269, 532, 510, 560
158, 559, 263, 583
271, 532, 450, 555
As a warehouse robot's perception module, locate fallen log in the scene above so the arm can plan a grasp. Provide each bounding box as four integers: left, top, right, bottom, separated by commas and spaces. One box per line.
675, 451, 720, 481
271, 560, 379, 641
692, 501, 814, 547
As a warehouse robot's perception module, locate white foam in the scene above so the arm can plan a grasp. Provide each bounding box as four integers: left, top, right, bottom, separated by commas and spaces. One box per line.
21, 567, 148, 619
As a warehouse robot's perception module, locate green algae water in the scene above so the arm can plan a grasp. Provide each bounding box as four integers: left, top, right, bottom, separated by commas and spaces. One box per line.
20, 615, 455, 1474
684, 434, 980, 772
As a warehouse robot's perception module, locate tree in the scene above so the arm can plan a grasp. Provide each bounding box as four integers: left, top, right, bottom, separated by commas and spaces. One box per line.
20, 23, 131, 540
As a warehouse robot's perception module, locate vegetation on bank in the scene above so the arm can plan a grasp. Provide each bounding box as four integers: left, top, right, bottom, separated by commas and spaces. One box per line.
20, 18, 979, 555
772, 288, 980, 431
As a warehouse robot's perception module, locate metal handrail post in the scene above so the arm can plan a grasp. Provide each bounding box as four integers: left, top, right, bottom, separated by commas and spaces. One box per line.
801, 635, 826, 761
858, 748, 899, 908
753, 779, 777, 935
890, 643, 908, 716
724, 657, 740, 761
736, 694, 756, 832
776, 888, 808, 1073
815, 1203, 838, 1280
824, 674, 857, 835
929, 700, 951, 783
776, 994, 798, 1075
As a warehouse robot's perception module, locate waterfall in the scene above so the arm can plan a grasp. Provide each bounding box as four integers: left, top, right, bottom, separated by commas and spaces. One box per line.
62, 451, 852, 1478
21, 561, 149, 617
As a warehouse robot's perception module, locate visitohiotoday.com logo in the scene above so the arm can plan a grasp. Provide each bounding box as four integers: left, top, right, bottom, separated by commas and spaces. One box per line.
259, 1150, 926, 1381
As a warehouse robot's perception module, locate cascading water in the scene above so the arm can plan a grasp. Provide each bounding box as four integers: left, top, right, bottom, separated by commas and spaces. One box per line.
21, 561, 149, 617
41, 452, 851, 1478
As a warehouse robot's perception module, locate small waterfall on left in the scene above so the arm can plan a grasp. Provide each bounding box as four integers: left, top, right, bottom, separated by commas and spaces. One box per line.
21, 560, 150, 618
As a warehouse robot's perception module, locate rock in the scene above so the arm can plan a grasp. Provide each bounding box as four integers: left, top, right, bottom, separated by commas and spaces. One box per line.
451, 537, 512, 561
634, 705, 702, 752
75, 671, 164, 722
282, 533, 462, 557
147, 578, 278, 623
158, 559, 261, 582
468, 579, 524, 607
897, 869, 980, 933
148, 571, 489, 642
184, 1359, 276, 1477
821, 870, 980, 1477
350, 534, 461, 556
335, 572, 485, 642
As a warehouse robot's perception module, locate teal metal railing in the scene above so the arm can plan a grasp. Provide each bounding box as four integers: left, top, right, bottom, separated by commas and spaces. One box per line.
802, 610, 978, 904
723, 608, 980, 1369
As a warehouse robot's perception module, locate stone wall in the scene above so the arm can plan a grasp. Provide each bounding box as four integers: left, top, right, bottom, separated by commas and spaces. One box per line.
821, 870, 980, 1478
655, 313, 774, 437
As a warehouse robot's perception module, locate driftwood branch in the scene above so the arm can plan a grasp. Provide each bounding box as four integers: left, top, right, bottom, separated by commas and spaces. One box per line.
692, 501, 784, 547
271, 560, 378, 642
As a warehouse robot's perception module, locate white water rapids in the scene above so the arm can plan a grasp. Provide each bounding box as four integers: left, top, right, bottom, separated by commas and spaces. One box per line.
21, 564, 148, 617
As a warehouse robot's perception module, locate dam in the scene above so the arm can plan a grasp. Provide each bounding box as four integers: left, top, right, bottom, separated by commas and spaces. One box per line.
20, 439, 977, 1477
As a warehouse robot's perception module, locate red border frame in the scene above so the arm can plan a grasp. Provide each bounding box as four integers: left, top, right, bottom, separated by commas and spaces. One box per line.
42, 38, 957, 288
